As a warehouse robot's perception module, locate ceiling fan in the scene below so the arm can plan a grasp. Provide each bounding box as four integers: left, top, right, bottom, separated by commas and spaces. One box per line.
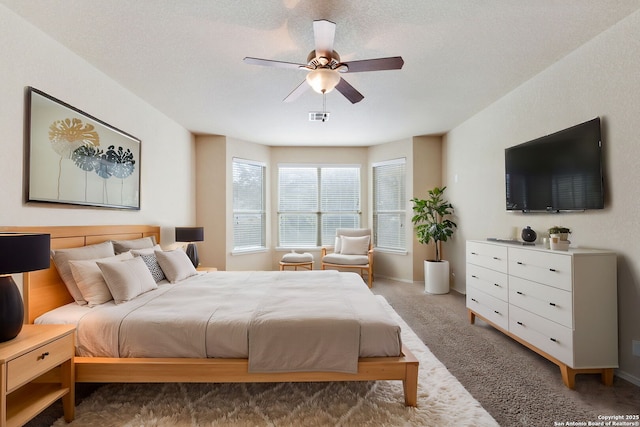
243, 19, 404, 104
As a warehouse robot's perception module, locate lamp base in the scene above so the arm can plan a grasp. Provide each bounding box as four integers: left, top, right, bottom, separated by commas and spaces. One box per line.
185, 243, 199, 268
0, 275, 24, 342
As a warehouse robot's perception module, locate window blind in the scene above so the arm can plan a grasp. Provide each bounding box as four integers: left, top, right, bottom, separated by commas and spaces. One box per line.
373, 158, 406, 251
233, 158, 266, 250
279, 165, 360, 247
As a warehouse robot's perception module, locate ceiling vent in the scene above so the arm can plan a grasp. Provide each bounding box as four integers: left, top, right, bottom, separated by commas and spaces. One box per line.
309, 112, 329, 122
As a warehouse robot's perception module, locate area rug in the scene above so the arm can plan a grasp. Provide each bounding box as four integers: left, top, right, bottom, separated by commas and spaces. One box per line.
53, 297, 498, 426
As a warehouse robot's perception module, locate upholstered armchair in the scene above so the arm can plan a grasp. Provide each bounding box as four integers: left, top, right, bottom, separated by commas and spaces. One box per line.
321, 228, 373, 287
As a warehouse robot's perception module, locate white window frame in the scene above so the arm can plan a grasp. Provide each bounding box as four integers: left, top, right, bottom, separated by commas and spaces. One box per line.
232, 157, 266, 254
278, 164, 361, 248
372, 158, 407, 253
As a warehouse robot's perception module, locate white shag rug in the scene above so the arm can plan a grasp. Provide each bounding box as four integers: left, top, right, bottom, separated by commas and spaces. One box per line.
53, 298, 498, 427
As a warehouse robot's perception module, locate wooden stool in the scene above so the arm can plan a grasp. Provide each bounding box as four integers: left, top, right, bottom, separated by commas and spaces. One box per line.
279, 252, 314, 271
279, 261, 313, 271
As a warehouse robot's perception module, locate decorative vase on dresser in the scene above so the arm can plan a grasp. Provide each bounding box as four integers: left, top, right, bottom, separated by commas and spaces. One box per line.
465, 240, 617, 389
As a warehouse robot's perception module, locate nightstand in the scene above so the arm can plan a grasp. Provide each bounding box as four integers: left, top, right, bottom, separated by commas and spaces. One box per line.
197, 266, 218, 272
0, 324, 75, 427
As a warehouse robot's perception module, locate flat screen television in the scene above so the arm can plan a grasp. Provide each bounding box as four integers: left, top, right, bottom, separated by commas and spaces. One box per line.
505, 117, 604, 212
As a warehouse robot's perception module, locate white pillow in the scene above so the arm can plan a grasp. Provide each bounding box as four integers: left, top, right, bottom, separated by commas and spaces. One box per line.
131, 244, 163, 256
154, 249, 198, 283
340, 235, 370, 255
69, 252, 134, 307
112, 236, 157, 254
51, 241, 115, 305
97, 257, 157, 304
334, 236, 342, 253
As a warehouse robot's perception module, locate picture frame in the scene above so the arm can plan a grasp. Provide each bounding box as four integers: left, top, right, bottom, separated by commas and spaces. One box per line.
25, 87, 141, 210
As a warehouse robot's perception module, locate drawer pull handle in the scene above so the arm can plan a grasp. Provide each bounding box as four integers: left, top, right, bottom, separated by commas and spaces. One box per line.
549, 268, 557, 272
516, 291, 523, 295
549, 302, 556, 307
494, 310, 500, 315
38, 352, 50, 360
471, 298, 478, 303
492, 256, 499, 260
517, 321, 523, 326
550, 338, 557, 342
493, 283, 500, 287
516, 261, 523, 265
471, 252, 477, 255
471, 275, 478, 279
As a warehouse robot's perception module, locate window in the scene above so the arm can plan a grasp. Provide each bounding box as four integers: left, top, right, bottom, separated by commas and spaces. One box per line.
278, 165, 360, 247
232, 158, 266, 251
373, 158, 406, 251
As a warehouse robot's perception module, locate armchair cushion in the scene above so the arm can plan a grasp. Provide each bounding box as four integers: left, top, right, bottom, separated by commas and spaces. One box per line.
322, 253, 369, 266
340, 235, 370, 255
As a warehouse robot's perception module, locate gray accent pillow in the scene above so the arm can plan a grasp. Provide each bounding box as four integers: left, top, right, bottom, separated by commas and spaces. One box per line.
51, 240, 115, 305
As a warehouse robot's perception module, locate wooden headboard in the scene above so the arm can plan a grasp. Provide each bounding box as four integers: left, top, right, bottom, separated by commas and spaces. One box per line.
0, 225, 161, 324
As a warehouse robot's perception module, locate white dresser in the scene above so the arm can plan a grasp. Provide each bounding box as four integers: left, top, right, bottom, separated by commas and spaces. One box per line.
466, 240, 618, 388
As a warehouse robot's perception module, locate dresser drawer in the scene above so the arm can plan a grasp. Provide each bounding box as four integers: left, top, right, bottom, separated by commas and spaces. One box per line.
467, 286, 509, 331
509, 276, 573, 328
467, 241, 508, 273
467, 263, 508, 302
508, 247, 572, 291
509, 305, 573, 366
6, 333, 74, 393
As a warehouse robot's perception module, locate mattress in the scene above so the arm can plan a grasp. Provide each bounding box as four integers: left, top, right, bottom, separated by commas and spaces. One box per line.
36, 270, 402, 373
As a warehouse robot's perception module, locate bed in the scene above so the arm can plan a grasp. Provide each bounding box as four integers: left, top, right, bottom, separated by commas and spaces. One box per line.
4, 225, 418, 406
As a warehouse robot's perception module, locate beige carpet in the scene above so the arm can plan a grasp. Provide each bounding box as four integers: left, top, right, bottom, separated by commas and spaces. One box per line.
51, 297, 498, 427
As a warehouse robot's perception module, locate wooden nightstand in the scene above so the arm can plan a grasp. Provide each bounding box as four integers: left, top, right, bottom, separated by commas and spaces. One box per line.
197, 266, 218, 272
0, 324, 75, 427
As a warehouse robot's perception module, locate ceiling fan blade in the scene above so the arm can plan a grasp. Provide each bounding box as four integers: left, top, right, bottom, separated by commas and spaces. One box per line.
335, 78, 364, 104
313, 19, 336, 57
342, 56, 404, 73
283, 80, 310, 102
243, 57, 306, 70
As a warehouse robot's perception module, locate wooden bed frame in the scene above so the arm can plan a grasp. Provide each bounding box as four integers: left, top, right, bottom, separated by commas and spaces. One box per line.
2, 225, 419, 406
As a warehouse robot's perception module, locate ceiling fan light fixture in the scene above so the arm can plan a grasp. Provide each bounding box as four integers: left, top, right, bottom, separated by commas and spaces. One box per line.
306, 68, 340, 94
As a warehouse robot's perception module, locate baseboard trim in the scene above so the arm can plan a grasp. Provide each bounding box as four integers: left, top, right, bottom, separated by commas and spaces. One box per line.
615, 369, 640, 387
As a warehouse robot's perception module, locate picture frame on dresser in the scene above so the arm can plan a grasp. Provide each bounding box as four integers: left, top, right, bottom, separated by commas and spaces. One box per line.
25, 87, 141, 210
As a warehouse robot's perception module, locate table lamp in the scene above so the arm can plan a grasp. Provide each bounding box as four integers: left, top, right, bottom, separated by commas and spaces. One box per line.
175, 227, 204, 268
0, 232, 51, 342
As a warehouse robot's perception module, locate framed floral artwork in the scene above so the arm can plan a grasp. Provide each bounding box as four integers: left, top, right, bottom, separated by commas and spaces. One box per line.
25, 87, 141, 210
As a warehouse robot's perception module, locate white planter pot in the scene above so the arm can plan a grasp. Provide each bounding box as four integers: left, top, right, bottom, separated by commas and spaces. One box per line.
424, 260, 450, 294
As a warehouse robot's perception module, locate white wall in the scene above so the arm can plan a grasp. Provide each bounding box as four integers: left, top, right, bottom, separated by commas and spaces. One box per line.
0, 7, 195, 252
444, 9, 640, 384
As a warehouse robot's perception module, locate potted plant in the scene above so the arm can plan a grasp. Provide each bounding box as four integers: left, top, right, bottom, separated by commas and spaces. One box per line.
411, 186, 457, 294
548, 226, 571, 241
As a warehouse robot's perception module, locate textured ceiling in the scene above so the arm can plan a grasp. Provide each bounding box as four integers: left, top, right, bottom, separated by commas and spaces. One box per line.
2, 1, 639, 146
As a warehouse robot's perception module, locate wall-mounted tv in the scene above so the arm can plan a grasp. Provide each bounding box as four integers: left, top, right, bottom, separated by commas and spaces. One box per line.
505, 117, 604, 212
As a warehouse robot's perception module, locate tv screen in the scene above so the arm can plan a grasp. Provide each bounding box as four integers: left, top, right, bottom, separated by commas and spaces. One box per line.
505, 118, 604, 212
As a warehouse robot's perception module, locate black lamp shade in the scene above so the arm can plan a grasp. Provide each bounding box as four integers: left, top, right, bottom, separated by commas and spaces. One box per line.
175, 227, 204, 243
0, 233, 51, 342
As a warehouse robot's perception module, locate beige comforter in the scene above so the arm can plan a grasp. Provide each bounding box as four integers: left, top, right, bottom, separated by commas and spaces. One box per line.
53, 271, 402, 373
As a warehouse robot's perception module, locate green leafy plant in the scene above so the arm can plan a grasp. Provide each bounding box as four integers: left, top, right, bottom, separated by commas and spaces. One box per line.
548, 226, 571, 235
411, 186, 457, 262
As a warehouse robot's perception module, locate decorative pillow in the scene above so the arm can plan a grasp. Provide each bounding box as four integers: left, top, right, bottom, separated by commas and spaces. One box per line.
154, 249, 198, 283
51, 241, 115, 305
281, 252, 314, 263
340, 235, 370, 255
112, 237, 157, 255
334, 236, 342, 253
97, 257, 157, 304
69, 252, 134, 307
139, 253, 166, 282
131, 244, 163, 256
